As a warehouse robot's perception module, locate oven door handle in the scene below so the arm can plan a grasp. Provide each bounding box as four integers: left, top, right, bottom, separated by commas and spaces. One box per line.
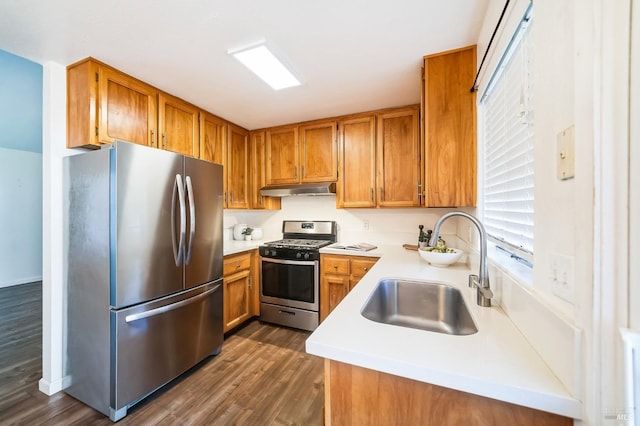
260, 257, 317, 266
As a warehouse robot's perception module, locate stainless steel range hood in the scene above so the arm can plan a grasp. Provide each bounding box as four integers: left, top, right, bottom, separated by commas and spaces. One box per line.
260, 182, 336, 197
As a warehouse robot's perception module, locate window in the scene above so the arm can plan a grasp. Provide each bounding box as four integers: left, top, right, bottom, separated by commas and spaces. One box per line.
481, 7, 534, 263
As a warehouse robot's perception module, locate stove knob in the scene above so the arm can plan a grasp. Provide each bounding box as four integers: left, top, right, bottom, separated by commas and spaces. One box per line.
296, 252, 302, 259
304, 253, 310, 260
270, 249, 277, 257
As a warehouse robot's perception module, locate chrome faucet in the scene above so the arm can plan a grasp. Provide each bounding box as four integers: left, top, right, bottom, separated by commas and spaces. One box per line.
429, 212, 493, 307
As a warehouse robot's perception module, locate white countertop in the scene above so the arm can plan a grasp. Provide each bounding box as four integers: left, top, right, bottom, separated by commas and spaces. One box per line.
223, 239, 262, 256
307, 244, 581, 419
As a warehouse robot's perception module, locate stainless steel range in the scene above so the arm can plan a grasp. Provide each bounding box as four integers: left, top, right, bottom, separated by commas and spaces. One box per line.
259, 220, 337, 331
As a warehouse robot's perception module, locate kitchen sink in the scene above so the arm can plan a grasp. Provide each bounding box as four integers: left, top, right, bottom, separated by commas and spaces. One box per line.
360, 278, 478, 335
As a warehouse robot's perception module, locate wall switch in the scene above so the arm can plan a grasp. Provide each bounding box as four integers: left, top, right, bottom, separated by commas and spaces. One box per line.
549, 253, 575, 304
363, 220, 370, 230
557, 125, 575, 180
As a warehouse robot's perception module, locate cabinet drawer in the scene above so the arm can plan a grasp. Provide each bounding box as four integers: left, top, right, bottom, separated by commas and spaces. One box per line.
322, 256, 350, 275
351, 258, 378, 277
223, 253, 251, 276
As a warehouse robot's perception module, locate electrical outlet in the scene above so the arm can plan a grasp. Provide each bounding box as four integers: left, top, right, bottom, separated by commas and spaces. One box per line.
363, 220, 370, 231
549, 253, 575, 304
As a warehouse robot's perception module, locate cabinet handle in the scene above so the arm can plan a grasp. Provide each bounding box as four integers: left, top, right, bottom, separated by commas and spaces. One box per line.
151, 130, 156, 147
363, 267, 368, 271
370, 188, 374, 202
333, 264, 338, 269
224, 192, 228, 204
379, 187, 384, 201
294, 166, 297, 179
163, 133, 167, 149
417, 181, 422, 202
230, 191, 234, 203
301, 165, 305, 178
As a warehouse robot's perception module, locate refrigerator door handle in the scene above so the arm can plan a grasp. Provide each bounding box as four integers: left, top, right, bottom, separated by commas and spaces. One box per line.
185, 175, 196, 265
171, 174, 186, 266
124, 283, 221, 323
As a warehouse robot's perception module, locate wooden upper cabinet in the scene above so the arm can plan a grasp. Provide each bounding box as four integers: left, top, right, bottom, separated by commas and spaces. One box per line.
199, 112, 226, 164
67, 58, 158, 149
226, 124, 250, 209
159, 93, 199, 157
200, 112, 227, 206
376, 106, 421, 207
265, 121, 337, 186
299, 121, 337, 183
423, 46, 477, 207
337, 115, 376, 208
265, 126, 299, 185
250, 131, 281, 210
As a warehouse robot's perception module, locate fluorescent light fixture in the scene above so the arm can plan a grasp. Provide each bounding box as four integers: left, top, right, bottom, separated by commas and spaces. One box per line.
229, 42, 301, 90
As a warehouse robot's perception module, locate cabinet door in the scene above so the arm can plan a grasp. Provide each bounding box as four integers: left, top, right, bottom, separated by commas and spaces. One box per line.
266, 126, 299, 185
200, 112, 226, 165
320, 274, 350, 322
99, 66, 158, 147
223, 269, 251, 332
250, 131, 281, 210
159, 93, 199, 157
227, 124, 250, 209
337, 116, 376, 208
423, 46, 477, 207
299, 121, 337, 183
200, 112, 227, 207
376, 107, 421, 207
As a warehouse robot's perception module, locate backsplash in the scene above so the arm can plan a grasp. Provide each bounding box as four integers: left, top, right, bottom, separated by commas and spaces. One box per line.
223, 196, 467, 245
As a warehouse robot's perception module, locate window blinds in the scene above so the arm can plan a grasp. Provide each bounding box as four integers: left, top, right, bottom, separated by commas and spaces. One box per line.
481, 10, 534, 255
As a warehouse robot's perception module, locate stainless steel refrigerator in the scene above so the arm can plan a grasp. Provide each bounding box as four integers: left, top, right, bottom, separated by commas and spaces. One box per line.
63, 141, 224, 421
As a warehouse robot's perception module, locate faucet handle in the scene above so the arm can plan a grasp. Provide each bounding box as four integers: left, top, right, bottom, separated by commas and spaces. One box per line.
468, 274, 478, 288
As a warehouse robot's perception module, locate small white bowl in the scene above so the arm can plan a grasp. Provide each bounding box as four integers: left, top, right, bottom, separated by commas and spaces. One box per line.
418, 247, 464, 267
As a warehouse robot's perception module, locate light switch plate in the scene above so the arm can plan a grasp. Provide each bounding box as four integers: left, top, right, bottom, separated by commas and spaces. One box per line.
557, 125, 575, 180
549, 253, 575, 304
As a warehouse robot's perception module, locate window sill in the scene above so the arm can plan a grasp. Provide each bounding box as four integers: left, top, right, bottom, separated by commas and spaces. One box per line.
487, 240, 533, 288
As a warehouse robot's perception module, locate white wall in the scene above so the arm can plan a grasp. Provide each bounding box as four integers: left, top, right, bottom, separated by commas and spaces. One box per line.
0, 147, 42, 287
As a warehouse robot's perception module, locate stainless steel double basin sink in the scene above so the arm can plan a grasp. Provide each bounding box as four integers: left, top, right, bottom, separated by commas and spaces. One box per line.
360, 278, 478, 335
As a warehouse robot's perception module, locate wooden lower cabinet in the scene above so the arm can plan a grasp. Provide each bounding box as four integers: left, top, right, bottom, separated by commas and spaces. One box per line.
320, 254, 378, 321
324, 360, 572, 426
223, 250, 260, 333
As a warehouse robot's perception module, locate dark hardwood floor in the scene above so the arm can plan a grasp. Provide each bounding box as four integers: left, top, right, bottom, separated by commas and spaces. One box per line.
0, 282, 324, 425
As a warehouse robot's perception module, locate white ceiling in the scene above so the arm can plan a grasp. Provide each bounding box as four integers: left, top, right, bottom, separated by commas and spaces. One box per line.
0, 0, 489, 130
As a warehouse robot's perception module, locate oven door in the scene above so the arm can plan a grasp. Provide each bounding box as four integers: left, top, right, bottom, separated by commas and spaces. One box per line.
260, 257, 319, 311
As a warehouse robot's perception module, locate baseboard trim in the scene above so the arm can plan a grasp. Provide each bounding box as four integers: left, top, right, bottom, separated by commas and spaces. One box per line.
0, 276, 43, 289
38, 375, 69, 396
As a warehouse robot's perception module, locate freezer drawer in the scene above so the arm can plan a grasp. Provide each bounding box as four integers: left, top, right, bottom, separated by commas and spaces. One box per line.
111, 280, 223, 420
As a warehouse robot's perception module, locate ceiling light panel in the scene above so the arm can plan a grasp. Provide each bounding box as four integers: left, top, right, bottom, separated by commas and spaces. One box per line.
229, 43, 301, 90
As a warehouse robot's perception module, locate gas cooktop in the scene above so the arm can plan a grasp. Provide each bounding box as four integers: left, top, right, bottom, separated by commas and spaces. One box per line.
263, 239, 333, 250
